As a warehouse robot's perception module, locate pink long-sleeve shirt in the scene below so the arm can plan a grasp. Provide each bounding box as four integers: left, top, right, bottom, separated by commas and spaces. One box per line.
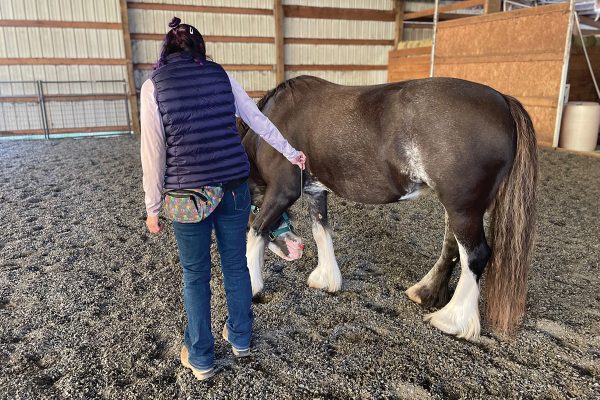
141, 73, 299, 217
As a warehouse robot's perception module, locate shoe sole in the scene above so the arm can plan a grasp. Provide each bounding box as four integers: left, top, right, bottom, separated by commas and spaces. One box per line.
222, 326, 251, 358
181, 348, 216, 381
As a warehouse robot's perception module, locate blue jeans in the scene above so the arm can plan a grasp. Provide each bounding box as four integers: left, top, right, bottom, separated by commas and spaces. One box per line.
172, 181, 253, 370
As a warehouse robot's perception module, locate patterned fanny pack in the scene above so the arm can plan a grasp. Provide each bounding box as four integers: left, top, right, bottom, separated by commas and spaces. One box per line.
162, 187, 224, 223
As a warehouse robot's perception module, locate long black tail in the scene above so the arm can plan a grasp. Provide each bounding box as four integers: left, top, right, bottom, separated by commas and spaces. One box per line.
485, 95, 538, 336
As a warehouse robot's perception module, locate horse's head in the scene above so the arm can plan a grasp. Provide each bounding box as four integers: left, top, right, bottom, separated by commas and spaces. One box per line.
266, 217, 304, 261
249, 206, 304, 261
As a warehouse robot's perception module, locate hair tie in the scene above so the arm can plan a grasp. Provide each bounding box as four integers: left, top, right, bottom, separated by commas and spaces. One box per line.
168, 16, 181, 29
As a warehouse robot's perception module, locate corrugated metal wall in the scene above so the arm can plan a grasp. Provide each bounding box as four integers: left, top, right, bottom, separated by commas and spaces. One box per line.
0, 1, 485, 94
403, 1, 484, 42
283, 0, 394, 85
1, 1, 451, 97
127, 0, 399, 95
127, 0, 272, 8
0, 0, 130, 135
285, 0, 392, 9
0, 0, 127, 86
404, 0, 434, 43
128, 1, 276, 96
3, 0, 471, 135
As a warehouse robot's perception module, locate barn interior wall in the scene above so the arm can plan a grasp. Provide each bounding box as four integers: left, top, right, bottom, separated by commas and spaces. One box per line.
0, 0, 125, 85
433, 3, 571, 146
0, 0, 129, 134
388, 3, 573, 147
568, 46, 600, 103
1, 0, 446, 135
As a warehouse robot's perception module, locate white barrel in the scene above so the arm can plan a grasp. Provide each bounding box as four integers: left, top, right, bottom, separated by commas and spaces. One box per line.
559, 101, 600, 152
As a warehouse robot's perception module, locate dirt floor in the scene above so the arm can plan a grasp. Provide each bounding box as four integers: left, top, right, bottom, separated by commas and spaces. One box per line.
0, 136, 598, 399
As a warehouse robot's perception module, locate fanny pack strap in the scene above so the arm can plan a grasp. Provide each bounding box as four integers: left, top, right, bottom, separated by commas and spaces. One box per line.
164, 189, 208, 201
221, 177, 247, 192
163, 189, 209, 211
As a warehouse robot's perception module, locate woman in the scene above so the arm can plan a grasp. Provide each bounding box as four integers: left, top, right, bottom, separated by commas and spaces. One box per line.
140, 17, 306, 380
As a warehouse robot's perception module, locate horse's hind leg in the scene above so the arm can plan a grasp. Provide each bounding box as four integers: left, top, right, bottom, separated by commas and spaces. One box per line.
406, 211, 458, 308
306, 190, 342, 292
424, 208, 490, 340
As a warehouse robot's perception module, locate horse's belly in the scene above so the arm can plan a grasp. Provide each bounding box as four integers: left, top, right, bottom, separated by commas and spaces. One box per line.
310, 173, 421, 205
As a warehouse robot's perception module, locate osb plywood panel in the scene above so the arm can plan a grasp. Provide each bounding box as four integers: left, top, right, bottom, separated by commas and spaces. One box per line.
568, 47, 600, 102
525, 106, 557, 146
436, 4, 569, 58
435, 61, 564, 100
434, 3, 571, 144
388, 47, 431, 82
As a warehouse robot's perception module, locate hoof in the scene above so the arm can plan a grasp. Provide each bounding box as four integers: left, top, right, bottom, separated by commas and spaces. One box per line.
307, 266, 341, 292
405, 284, 423, 305
424, 306, 480, 340
406, 282, 451, 309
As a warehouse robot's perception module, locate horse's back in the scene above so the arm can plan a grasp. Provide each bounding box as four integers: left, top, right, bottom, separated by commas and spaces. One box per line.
284, 76, 515, 158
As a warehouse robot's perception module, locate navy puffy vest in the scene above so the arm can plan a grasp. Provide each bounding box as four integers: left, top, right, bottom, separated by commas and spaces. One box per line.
151, 52, 249, 189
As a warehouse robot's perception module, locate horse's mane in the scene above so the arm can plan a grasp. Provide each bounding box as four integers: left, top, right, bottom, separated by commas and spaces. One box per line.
237, 76, 310, 139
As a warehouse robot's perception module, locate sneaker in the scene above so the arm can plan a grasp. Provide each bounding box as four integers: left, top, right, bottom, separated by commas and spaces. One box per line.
180, 346, 216, 381
222, 325, 250, 357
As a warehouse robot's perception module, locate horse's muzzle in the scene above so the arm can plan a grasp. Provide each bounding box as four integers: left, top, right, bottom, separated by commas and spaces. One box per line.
283, 238, 304, 261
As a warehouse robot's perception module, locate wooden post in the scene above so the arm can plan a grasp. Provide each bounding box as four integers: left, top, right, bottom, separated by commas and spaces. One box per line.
484, 0, 502, 14
274, 0, 285, 84
119, 0, 141, 134
430, 0, 439, 77
394, 0, 405, 47
553, 0, 576, 147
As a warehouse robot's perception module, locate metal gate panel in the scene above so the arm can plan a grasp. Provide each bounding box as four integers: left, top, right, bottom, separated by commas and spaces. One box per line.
0, 80, 131, 138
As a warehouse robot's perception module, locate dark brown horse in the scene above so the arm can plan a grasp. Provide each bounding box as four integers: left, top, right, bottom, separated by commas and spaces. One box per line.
239, 76, 537, 340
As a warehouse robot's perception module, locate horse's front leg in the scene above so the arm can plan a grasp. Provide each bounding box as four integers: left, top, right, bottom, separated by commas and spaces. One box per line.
246, 226, 266, 296
306, 190, 342, 292
247, 187, 299, 296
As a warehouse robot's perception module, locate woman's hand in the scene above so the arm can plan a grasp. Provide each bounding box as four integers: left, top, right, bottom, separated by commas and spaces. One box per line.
146, 215, 163, 234
291, 151, 307, 170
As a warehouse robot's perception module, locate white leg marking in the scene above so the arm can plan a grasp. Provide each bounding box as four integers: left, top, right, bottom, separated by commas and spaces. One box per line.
246, 228, 265, 296
424, 239, 480, 340
307, 222, 342, 292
